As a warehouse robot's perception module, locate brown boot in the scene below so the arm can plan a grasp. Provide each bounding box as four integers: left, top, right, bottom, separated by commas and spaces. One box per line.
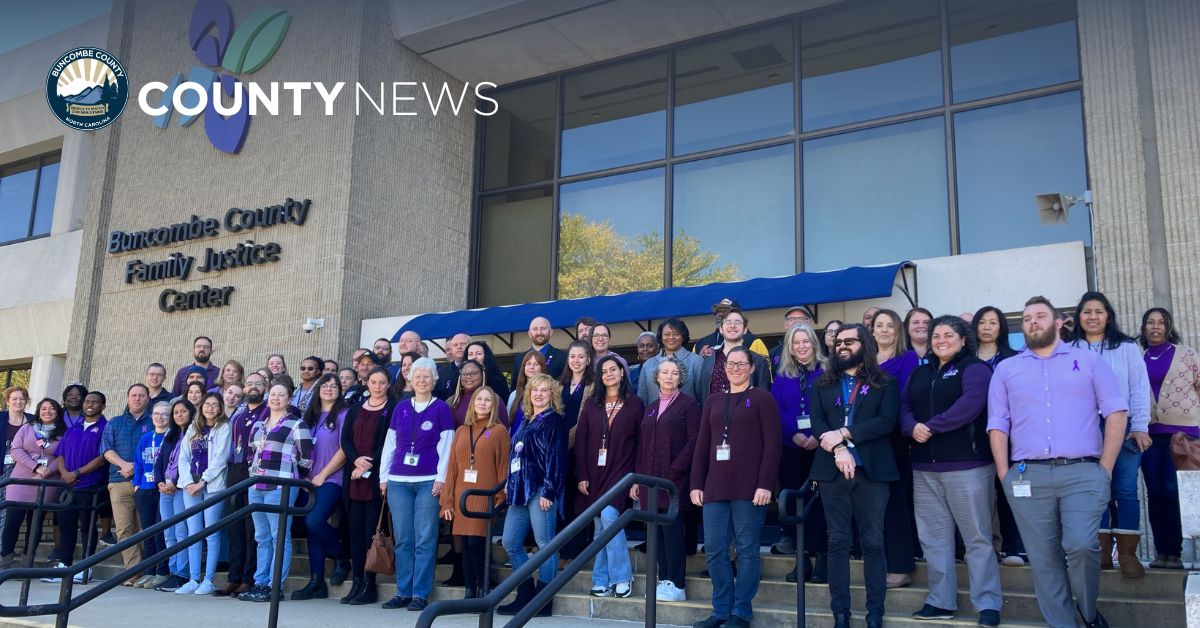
1115, 533, 1146, 578
1099, 532, 1113, 570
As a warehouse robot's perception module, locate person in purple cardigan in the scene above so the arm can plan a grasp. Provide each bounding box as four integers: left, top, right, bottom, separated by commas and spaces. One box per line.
689, 346, 781, 628
576, 355, 644, 599
0, 398, 67, 567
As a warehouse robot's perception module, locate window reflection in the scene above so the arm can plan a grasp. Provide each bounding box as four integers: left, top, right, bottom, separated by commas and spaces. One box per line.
562, 54, 667, 176
477, 189, 553, 306
949, 0, 1079, 102
558, 169, 664, 298
32, 158, 59, 237
482, 80, 556, 190
673, 144, 794, 284
674, 24, 794, 155
803, 117, 949, 271
801, 0, 942, 130
955, 91, 1089, 253
0, 160, 39, 244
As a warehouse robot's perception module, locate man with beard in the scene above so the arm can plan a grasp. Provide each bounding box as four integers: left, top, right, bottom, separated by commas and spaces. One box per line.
373, 338, 399, 380
436, 333, 473, 400
694, 299, 768, 358
171, 336, 218, 396
215, 372, 271, 597
513, 317, 567, 383
808, 324, 899, 628
699, 308, 771, 400
44, 391, 108, 580
987, 296, 1127, 628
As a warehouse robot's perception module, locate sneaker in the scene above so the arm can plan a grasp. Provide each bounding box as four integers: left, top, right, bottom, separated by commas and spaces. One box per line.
770, 536, 797, 555
612, 582, 632, 598
155, 574, 186, 592
723, 617, 750, 628
692, 617, 725, 628
240, 585, 271, 602
1001, 554, 1026, 566
195, 579, 216, 595
977, 609, 1001, 627
590, 585, 612, 597
133, 574, 155, 588
146, 575, 168, 589
657, 580, 686, 602
175, 579, 201, 595
98, 533, 117, 547
74, 569, 93, 584
40, 562, 68, 583
912, 604, 955, 620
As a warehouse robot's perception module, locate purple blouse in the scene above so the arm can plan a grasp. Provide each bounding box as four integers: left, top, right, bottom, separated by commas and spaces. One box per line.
882, 350, 920, 391
190, 425, 212, 480
1145, 344, 1175, 401
308, 409, 346, 486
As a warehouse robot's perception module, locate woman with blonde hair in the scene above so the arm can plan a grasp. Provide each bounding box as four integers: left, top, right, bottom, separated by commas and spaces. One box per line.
210, 360, 245, 394
440, 386, 510, 598
507, 351, 549, 435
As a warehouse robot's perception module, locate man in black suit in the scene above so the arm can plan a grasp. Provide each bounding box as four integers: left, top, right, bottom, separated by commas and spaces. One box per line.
435, 333, 471, 400
512, 316, 567, 381
809, 323, 899, 628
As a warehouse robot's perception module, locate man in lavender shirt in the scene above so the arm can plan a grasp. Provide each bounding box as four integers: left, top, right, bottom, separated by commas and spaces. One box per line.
987, 296, 1128, 628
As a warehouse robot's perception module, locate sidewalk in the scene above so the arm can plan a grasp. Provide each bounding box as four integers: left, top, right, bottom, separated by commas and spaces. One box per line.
0, 579, 678, 628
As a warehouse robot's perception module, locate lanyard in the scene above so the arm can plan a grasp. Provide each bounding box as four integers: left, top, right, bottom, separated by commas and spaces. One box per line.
407, 402, 427, 451
841, 377, 862, 426
721, 390, 748, 443
601, 398, 623, 449
467, 424, 488, 467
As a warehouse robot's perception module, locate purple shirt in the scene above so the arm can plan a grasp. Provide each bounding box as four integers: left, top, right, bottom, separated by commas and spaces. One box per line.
190, 425, 212, 480
771, 367, 822, 448
1145, 344, 1175, 402
57, 417, 107, 489
882, 350, 920, 391
308, 410, 346, 486
172, 363, 220, 397
987, 340, 1127, 460
387, 398, 455, 478
229, 403, 268, 464
165, 439, 182, 483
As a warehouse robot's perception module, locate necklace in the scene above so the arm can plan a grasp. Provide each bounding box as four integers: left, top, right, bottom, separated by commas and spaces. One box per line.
1147, 344, 1173, 361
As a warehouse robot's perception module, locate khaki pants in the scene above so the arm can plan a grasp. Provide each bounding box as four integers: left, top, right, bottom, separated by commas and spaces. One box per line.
106, 482, 142, 574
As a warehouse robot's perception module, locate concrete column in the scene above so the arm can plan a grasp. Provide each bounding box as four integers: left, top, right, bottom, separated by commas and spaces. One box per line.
28, 354, 66, 405
51, 131, 93, 235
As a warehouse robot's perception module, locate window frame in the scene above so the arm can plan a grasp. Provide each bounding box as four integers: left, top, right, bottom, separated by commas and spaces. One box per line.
0, 151, 61, 247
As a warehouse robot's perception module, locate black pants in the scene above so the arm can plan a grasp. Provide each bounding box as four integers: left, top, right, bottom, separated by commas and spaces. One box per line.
56, 486, 105, 565
461, 535, 487, 592
225, 462, 257, 584
1, 506, 42, 558
778, 446, 827, 554
347, 494, 382, 579
883, 439, 916, 573
561, 448, 592, 559
654, 513, 687, 588
821, 473, 888, 621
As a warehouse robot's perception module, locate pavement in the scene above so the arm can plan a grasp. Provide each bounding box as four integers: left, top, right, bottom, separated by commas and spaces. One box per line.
0, 579, 678, 628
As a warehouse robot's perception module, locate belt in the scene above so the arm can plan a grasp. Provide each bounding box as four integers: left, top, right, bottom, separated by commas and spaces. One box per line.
1014, 456, 1100, 466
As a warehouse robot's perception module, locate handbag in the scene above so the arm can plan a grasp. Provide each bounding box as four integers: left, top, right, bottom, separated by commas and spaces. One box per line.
1170, 432, 1200, 471
365, 499, 395, 575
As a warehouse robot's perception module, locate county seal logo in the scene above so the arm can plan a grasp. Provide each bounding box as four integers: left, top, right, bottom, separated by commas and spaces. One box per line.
46, 47, 130, 130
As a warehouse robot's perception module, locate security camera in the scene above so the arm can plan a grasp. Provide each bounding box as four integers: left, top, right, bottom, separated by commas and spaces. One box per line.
303, 318, 325, 334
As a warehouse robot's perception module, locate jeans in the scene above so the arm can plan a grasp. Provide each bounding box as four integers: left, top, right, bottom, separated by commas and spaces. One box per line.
388, 480, 439, 599
502, 502, 558, 585
591, 505, 632, 588
1142, 434, 1182, 556
249, 487, 297, 587
821, 474, 889, 622
1100, 439, 1142, 533
133, 489, 168, 576
702, 500, 767, 621
305, 482, 343, 579
158, 490, 189, 577
182, 487, 225, 581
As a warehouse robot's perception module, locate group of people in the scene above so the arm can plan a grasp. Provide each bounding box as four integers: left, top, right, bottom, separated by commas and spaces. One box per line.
0, 291, 1196, 628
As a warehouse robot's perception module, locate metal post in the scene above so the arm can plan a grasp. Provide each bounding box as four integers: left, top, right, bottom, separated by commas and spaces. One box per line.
796, 515, 805, 627
644, 486, 658, 628
20, 485, 47, 605
56, 560, 72, 628
268, 484, 290, 628
478, 500, 494, 628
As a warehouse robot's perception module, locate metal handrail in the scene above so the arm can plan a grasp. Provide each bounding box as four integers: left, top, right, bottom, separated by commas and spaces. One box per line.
778, 483, 820, 627
0, 477, 75, 606
0, 475, 314, 628
417, 472, 678, 628
458, 479, 508, 628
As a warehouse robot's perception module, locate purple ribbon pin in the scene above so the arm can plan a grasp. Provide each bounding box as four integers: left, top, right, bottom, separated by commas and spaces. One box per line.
859, 385, 869, 396
745, 398, 751, 408
1072, 360, 1080, 372
835, 397, 843, 407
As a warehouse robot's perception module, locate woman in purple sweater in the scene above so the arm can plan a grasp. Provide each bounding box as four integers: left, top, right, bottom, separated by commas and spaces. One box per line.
293, 374, 347, 600
0, 398, 66, 566
690, 346, 781, 628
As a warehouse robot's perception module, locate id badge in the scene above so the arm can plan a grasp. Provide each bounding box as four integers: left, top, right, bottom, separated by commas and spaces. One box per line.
1012, 480, 1032, 498
464, 469, 478, 483
37, 457, 50, 467
597, 448, 608, 467
403, 451, 420, 467
3, 454, 12, 466
796, 415, 811, 431
510, 458, 522, 474
144, 471, 154, 483
715, 444, 731, 461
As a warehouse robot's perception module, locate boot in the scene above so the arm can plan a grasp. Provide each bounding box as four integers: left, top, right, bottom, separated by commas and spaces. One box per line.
290, 576, 328, 600
811, 553, 828, 584
442, 558, 465, 587
1115, 533, 1146, 578
530, 581, 553, 617
341, 578, 363, 605
497, 579, 535, 616
329, 558, 350, 586
349, 573, 378, 605
1099, 532, 1113, 570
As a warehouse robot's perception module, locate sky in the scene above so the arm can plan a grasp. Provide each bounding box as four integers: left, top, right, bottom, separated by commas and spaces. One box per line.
0, 1, 112, 55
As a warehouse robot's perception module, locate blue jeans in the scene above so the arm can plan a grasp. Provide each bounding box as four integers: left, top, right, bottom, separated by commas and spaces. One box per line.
703, 500, 767, 621
591, 505, 631, 588
503, 502, 558, 585
1100, 439, 1142, 533
159, 490, 189, 577
305, 483, 343, 579
387, 480, 439, 599
1141, 434, 1182, 555
249, 487, 297, 587
182, 488, 225, 581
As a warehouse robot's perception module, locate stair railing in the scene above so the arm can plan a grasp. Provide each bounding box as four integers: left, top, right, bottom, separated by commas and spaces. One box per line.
0, 477, 74, 606
778, 482, 820, 627
457, 479, 508, 628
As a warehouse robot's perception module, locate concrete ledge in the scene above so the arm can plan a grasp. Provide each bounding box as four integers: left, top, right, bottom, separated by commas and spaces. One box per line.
1188, 572, 1200, 628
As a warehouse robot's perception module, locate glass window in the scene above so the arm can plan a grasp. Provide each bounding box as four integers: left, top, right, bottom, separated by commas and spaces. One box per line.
803, 116, 949, 271
32, 157, 59, 237
950, 0, 1079, 103
476, 189, 553, 307
481, 80, 556, 190
801, 0, 942, 130
674, 24, 795, 156
955, 91, 1089, 254
558, 169, 664, 298
1, 365, 31, 390
0, 160, 39, 244
561, 54, 667, 176
673, 144, 795, 285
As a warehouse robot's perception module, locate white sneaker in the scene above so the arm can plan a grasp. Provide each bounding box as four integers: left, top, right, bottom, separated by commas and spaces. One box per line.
1001, 554, 1026, 567
194, 579, 215, 595
40, 562, 68, 583
175, 579, 201, 594
590, 585, 611, 597
613, 581, 632, 598
73, 569, 92, 583
656, 580, 686, 602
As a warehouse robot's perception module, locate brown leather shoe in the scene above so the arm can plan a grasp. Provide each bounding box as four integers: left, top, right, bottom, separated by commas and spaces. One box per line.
885, 572, 912, 589
215, 582, 241, 597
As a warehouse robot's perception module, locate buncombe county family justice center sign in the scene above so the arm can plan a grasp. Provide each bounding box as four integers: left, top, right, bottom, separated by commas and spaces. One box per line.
109, 197, 311, 312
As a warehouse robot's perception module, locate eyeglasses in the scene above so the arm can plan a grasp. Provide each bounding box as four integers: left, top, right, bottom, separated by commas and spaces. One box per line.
591, 332, 610, 339
725, 361, 751, 370
319, 383, 340, 390
785, 316, 809, 323
299, 366, 317, 371
721, 319, 745, 328
460, 370, 482, 378
833, 338, 861, 347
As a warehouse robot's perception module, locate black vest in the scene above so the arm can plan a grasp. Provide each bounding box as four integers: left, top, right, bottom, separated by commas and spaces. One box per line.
906, 353, 990, 465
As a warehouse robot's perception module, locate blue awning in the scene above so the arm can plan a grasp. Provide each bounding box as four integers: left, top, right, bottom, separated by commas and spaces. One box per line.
393, 262, 915, 341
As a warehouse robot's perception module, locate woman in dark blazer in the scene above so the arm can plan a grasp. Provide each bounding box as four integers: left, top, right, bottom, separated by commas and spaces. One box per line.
809, 323, 899, 628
